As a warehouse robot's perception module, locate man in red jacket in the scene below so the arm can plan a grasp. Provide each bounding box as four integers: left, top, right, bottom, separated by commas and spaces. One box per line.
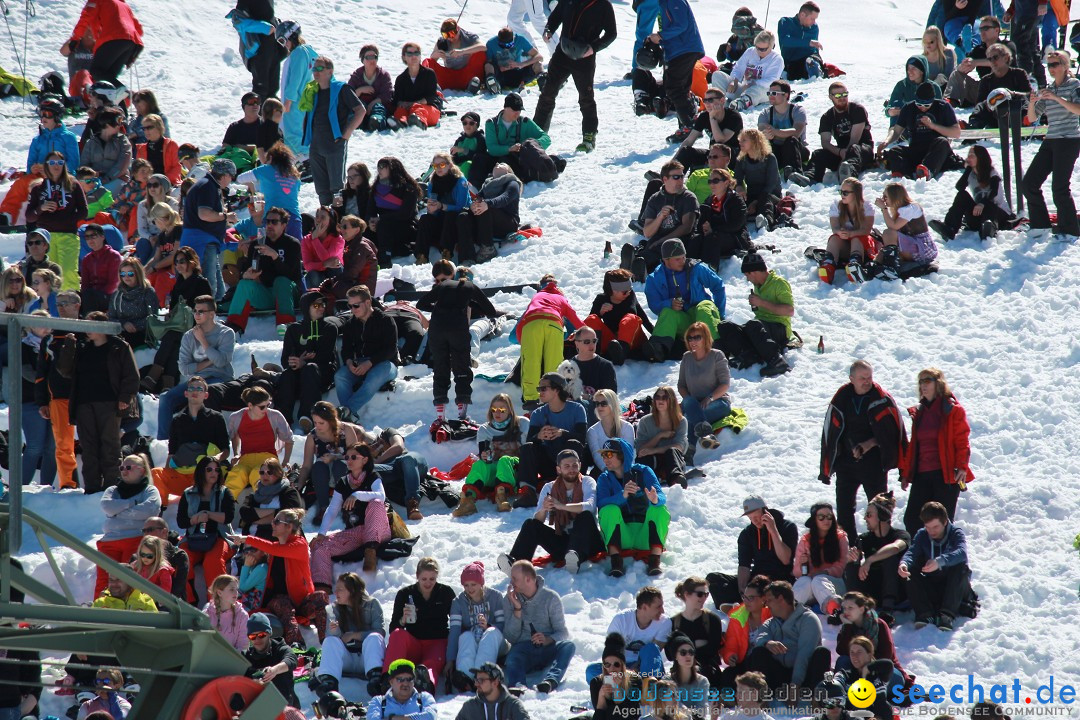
78, 223, 122, 312
66, 0, 144, 88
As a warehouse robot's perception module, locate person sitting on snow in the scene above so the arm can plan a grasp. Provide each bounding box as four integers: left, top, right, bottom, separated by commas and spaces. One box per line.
876, 83, 960, 181
642, 238, 725, 363
713, 252, 794, 378
713, 30, 784, 112
777, 1, 824, 80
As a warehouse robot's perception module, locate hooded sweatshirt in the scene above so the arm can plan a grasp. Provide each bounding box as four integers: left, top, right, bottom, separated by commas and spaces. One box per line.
595, 438, 667, 514
281, 291, 340, 373
456, 686, 530, 720
888, 56, 942, 124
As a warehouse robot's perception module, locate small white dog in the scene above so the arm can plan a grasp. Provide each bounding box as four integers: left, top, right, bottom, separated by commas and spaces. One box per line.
556, 359, 584, 401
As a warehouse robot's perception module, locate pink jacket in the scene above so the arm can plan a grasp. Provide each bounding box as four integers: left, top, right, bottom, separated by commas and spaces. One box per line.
516, 282, 583, 341
203, 600, 251, 651
301, 232, 345, 272
793, 529, 849, 579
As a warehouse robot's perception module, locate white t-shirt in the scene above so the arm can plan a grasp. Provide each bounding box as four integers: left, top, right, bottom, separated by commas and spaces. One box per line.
606, 608, 673, 664
897, 203, 924, 221
829, 199, 875, 230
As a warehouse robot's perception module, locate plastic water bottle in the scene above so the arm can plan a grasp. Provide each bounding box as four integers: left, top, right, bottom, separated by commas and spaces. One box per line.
405, 595, 417, 624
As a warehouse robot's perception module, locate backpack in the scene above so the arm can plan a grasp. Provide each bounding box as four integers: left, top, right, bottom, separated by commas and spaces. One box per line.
516, 139, 559, 183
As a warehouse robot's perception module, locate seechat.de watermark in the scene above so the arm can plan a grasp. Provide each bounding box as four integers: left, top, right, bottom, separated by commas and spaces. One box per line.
885, 675, 1078, 714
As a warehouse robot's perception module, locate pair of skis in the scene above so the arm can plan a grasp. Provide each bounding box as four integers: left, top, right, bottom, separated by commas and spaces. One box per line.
995, 95, 1025, 213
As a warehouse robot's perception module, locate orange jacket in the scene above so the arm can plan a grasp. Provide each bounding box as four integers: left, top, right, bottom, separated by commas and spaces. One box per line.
901, 395, 974, 485
720, 603, 771, 666
135, 138, 182, 186
243, 533, 315, 608
70, 0, 144, 51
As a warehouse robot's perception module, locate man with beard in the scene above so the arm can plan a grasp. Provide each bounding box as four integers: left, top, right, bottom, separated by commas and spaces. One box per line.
809, 82, 875, 184
497, 450, 603, 575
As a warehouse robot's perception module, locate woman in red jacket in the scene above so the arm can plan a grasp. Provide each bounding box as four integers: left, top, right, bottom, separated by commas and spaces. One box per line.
67, 0, 144, 87
229, 508, 329, 646
135, 115, 181, 185
900, 367, 974, 535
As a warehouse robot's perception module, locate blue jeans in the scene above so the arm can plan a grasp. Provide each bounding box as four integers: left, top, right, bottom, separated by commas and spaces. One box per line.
305, 267, 342, 289
0, 706, 22, 720
204, 243, 224, 301
157, 383, 189, 440
374, 451, 427, 503
334, 361, 398, 417
943, 17, 973, 60
504, 639, 576, 688
681, 395, 732, 444
311, 459, 347, 514
22, 401, 57, 486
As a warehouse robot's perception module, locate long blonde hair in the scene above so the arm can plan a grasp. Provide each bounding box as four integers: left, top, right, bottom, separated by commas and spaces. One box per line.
1, 266, 36, 310
119, 258, 152, 290
737, 128, 772, 161
922, 26, 948, 62
134, 535, 170, 578
594, 388, 624, 439
209, 574, 243, 633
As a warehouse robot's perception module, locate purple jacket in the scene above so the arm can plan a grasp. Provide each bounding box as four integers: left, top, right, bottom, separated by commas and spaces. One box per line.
347, 65, 393, 107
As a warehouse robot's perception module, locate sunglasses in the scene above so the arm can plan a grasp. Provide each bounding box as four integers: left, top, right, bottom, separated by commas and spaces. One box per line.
138, 551, 155, 559
433, 162, 449, 169
193, 308, 214, 315
265, 218, 284, 225
1048, 61, 1063, 68
146, 182, 160, 188
27, 239, 46, 246
686, 335, 704, 342
755, 45, 771, 52
831, 92, 849, 99
272, 518, 292, 526
678, 648, 696, 657
310, 300, 326, 309
175, 256, 189, 264
499, 40, 515, 49
536, 385, 552, 392
186, 384, 207, 392
915, 103, 932, 109
121, 464, 139, 471
840, 189, 854, 196
462, 119, 478, 126
441, 30, 458, 39
393, 675, 415, 683
689, 589, 709, 598
258, 470, 276, 476
256, 403, 271, 411
404, 51, 421, 57
95, 678, 114, 686
46, 159, 66, 167
205, 466, 220, 473
708, 178, 724, 184
600, 450, 621, 459
349, 301, 367, 309
816, 513, 835, 521
363, 54, 379, 61
119, 271, 135, 278
652, 395, 668, 402
594, 399, 609, 408
313, 65, 329, 72
142, 526, 163, 533
248, 631, 269, 641
142, 124, 156, 130
665, 174, 685, 180
704, 97, 723, 103
577, 338, 597, 344
244, 101, 261, 107
346, 453, 366, 461
919, 377, 936, 384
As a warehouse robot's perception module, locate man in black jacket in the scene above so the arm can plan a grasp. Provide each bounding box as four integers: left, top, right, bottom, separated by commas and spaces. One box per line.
141, 517, 191, 602
416, 260, 500, 421
275, 289, 340, 428
224, 206, 303, 333
819, 360, 906, 538
533, 0, 617, 153
154, 374, 231, 507
335, 285, 398, 418
243, 612, 300, 708
706, 494, 799, 605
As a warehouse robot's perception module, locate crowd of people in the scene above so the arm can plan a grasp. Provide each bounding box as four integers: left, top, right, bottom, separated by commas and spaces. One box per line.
0, 0, 1041, 717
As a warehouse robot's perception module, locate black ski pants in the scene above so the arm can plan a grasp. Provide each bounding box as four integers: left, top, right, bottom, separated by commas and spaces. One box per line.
534, 49, 598, 134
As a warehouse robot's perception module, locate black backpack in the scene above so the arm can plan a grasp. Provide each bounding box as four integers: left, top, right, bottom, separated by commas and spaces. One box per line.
517, 138, 559, 183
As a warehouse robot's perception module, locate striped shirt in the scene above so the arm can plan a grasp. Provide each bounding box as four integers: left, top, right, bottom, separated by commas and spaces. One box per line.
1035, 77, 1080, 139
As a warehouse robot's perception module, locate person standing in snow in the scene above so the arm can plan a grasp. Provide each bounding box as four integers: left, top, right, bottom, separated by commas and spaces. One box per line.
66, 0, 144, 88
819, 360, 906, 539
647, 0, 705, 142
508, 0, 558, 54
277, 20, 318, 155
227, 0, 286, 101
302, 56, 366, 207
532, 0, 617, 153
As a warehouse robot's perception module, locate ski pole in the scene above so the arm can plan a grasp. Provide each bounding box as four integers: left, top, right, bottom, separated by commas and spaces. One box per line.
763, 0, 773, 29
455, 0, 470, 26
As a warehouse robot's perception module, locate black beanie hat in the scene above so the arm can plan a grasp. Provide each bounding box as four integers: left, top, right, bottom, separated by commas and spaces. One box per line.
916, 82, 937, 102
602, 633, 627, 663
741, 252, 767, 273
664, 631, 695, 662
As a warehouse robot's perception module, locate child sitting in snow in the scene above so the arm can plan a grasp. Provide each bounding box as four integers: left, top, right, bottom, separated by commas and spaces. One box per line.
238, 545, 268, 612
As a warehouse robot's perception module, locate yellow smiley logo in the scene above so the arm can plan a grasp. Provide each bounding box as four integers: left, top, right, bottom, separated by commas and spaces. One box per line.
848, 679, 877, 708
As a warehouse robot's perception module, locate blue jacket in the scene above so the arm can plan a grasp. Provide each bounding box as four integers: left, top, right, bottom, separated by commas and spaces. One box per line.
27, 123, 81, 173
303, 79, 347, 144
657, 0, 704, 61
368, 689, 437, 720
902, 521, 968, 570
595, 438, 666, 510
429, 176, 471, 215
777, 16, 819, 62
229, 15, 274, 60
644, 259, 726, 318
282, 43, 318, 104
